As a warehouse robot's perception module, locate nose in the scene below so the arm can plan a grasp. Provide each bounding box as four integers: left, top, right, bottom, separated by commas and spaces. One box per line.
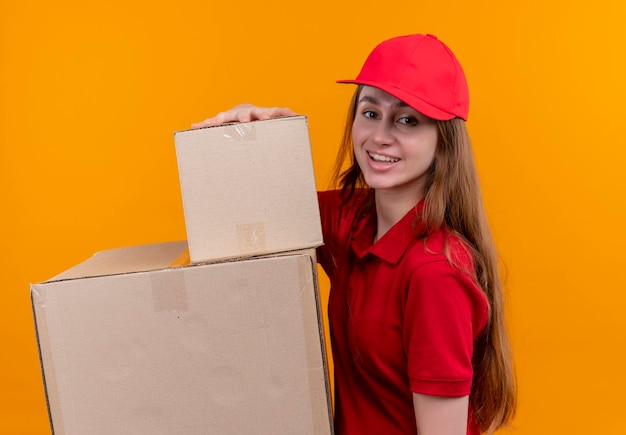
371, 120, 393, 147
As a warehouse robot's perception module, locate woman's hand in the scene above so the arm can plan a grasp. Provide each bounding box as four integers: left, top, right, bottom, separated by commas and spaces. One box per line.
191, 104, 297, 129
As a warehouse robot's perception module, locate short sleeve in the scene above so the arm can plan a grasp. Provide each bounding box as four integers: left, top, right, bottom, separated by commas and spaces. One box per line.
404, 260, 488, 397
316, 190, 355, 279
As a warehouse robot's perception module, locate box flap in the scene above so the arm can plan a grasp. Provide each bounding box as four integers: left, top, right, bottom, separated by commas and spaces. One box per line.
46, 241, 189, 282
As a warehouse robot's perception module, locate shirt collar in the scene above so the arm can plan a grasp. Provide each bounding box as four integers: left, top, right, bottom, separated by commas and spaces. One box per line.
350, 199, 426, 264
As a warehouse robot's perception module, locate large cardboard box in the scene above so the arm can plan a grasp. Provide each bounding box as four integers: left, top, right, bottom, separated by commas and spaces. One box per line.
174, 116, 323, 264
31, 241, 333, 435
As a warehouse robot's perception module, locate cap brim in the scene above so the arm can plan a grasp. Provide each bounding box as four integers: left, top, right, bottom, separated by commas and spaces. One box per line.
336, 79, 459, 121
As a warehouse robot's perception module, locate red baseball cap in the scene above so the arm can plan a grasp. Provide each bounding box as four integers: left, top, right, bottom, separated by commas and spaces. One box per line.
337, 34, 469, 121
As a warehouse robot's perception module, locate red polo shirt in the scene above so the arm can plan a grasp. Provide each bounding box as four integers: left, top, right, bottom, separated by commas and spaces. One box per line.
316, 190, 488, 435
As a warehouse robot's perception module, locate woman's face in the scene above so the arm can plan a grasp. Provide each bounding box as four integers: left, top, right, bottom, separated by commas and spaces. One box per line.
352, 86, 438, 199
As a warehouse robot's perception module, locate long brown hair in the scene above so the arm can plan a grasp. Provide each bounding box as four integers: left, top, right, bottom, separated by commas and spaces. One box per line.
331, 86, 517, 433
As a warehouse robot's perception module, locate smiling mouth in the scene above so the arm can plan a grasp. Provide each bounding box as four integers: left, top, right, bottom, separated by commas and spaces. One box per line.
368, 152, 399, 163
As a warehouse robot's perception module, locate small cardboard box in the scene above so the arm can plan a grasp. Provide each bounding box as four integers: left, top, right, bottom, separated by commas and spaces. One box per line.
31, 241, 333, 435
174, 116, 323, 264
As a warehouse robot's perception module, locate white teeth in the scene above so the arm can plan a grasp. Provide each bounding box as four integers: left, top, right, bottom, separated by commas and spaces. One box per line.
369, 152, 399, 163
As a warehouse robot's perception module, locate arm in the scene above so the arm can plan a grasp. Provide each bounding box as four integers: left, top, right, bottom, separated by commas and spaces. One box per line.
413, 393, 469, 435
191, 104, 297, 128
404, 261, 488, 434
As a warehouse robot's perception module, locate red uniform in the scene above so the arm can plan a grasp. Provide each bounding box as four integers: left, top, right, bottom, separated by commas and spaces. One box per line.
316, 190, 488, 435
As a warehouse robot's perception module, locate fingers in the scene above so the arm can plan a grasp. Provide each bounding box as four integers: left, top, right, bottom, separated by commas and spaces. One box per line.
191, 109, 242, 129
190, 118, 218, 129
249, 107, 298, 121
191, 105, 297, 129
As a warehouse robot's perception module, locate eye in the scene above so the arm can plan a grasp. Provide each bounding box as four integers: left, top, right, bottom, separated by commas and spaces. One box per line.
397, 115, 418, 126
361, 110, 379, 119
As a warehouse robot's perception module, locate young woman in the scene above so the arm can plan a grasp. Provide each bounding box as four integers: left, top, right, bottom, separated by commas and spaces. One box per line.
193, 34, 516, 435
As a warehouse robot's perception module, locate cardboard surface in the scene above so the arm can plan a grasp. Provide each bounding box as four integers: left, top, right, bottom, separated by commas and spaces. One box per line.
32, 243, 332, 435
174, 116, 323, 264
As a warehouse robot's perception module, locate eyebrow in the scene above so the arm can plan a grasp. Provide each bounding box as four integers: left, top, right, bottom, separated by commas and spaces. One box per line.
358, 95, 410, 108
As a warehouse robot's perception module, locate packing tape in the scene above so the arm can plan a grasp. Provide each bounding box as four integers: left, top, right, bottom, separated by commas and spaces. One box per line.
222, 122, 257, 141
237, 222, 267, 255
150, 269, 189, 312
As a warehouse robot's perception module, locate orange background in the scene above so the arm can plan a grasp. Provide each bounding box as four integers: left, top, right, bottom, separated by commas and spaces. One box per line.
2, 1, 626, 433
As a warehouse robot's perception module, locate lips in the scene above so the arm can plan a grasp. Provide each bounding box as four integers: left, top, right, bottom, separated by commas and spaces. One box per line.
368, 152, 400, 163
